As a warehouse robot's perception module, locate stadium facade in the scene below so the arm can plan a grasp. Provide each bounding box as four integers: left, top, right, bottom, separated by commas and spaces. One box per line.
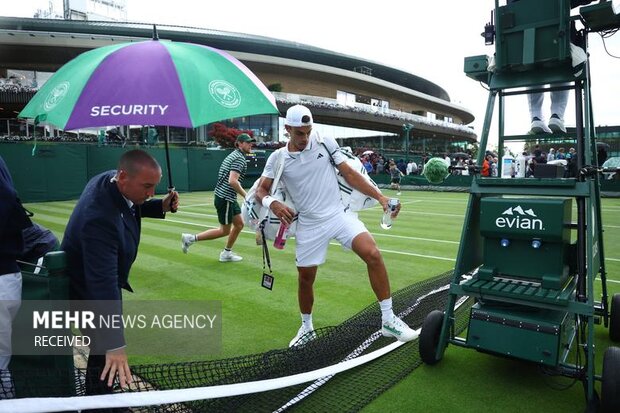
0, 16, 477, 156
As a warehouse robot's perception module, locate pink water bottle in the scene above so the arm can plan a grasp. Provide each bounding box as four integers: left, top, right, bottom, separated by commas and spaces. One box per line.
273, 223, 288, 250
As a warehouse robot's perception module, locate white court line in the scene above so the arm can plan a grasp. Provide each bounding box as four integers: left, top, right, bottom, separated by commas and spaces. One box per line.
161, 218, 620, 264
393, 210, 464, 218
181, 203, 212, 208
375, 248, 455, 262
607, 279, 620, 284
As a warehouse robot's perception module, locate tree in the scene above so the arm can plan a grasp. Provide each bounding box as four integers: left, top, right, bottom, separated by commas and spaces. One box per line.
208, 123, 253, 148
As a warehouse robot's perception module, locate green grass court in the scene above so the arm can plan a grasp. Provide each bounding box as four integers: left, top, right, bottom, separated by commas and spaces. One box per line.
24, 190, 620, 412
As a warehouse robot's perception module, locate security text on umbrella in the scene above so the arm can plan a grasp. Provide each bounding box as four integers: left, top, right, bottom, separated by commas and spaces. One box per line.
90, 104, 169, 117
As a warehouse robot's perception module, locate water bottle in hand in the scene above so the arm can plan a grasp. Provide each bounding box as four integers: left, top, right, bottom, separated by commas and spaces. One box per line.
380, 198, 399, 230
273, 222, 288, 249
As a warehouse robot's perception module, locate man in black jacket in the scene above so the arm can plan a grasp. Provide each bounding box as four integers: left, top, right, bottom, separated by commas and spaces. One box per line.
62, 150, 178, 396
0, 155, 30, 399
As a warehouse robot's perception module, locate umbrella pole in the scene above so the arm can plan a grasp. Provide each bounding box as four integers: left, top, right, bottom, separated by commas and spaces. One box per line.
164, 137, 177, 213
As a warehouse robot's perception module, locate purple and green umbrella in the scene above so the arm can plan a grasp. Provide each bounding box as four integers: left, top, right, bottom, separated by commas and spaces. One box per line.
19, 35, 279, 191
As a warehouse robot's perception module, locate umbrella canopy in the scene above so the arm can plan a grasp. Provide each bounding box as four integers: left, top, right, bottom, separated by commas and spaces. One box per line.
19, 39, 278, 130
18, 37, 279, 197
602, 157, 620, 169
450, 152, 470, 159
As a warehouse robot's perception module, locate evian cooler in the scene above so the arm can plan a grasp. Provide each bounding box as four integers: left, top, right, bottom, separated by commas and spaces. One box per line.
477, 197, 574, 289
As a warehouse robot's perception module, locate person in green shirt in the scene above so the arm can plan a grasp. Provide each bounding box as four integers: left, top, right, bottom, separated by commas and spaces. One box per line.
181, 133, 255, 262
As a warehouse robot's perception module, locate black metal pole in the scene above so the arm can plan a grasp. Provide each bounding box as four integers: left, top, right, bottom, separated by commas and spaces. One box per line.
575, 80, 586, 302
164, 136, 176, 213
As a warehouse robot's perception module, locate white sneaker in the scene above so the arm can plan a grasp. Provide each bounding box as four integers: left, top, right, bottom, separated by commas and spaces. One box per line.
181, 233, 194, 254
288, 325, 316, 347
396, 192, 402, 195
548, 114, 566, 133
219, 249, 242, 262
529, 117, 552, 134
382, 315, 416, 342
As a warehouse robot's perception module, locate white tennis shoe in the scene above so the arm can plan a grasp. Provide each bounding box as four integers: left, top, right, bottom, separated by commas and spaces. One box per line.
288, 325, 316, 347
382, 315, 416, 342
219, 250, 242, 262
181, 233, 195, 254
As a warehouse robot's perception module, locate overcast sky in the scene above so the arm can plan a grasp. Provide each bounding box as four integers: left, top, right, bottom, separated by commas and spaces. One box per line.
7, 0, 620, 150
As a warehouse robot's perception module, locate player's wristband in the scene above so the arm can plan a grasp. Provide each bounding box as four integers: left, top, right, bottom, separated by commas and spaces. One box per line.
262, 196, 275, 209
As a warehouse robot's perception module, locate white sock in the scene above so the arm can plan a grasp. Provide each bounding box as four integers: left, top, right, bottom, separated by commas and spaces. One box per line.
301, 313, 313, 330
379, 298, 395, 323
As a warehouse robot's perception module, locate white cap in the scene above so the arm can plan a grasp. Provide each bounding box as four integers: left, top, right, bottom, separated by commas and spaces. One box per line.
285, 105, 313, 127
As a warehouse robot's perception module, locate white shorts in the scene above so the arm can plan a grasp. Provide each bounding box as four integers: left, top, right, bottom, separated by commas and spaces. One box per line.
295, 212, 368, 267
0, 272, 22, 371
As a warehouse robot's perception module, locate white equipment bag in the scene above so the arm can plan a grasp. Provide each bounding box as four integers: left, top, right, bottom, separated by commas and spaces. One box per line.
331, 146, 380, 212
241, 149, 297, 240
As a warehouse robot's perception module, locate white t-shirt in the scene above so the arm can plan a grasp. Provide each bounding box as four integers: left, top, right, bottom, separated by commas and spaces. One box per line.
262, 132, 346, 225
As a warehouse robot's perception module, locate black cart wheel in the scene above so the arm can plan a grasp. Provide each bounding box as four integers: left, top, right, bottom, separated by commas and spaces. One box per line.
419, 310, 445, 365
601, 347, 620, 413
610, 294, 620, 342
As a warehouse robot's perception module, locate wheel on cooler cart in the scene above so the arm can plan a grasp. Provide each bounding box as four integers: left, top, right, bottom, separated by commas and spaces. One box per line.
601, 346, 620, 413
419, 310, 445, 365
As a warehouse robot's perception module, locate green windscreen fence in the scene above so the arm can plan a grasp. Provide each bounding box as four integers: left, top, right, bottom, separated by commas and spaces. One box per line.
0, 143, 250, 202
3, 143, 619, 202
1, 143, 88, 202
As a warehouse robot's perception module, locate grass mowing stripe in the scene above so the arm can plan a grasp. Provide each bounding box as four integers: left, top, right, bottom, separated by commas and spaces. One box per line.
325, 242, 456, 261
372, 232, 459, 244
164, 217, 461, 249
182, 203, 213, 208
177, 210, 219, 219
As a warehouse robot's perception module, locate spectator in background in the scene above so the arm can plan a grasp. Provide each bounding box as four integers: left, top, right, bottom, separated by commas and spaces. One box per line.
406, 160, 418, 175
556, 147, 566, 160
389, 161, 404, 195
375, 157, 384, 175
547, 148, 556, 162
454, 158, 465, 176
482, 154, 492, 177
362, 156, 373, 174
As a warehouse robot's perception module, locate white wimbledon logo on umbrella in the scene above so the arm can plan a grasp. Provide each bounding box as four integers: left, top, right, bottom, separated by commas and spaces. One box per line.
209, 80, 241, 108
44, 81, 70, 112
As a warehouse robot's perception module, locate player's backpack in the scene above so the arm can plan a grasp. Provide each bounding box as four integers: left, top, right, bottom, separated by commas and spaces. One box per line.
321, 141, 379, 213
241, 148, 297, 240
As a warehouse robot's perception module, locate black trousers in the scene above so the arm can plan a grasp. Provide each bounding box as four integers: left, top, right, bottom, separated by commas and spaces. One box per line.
84, 354, 130, 413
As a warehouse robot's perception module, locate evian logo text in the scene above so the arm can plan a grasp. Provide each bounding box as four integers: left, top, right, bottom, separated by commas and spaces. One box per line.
495, 206, 544, 230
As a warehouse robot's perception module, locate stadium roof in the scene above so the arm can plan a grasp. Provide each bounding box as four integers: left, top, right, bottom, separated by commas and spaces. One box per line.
0, 16, 476, 139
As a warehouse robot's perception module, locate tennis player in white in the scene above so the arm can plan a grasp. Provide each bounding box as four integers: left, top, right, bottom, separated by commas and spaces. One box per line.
256, 105, 415, 347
